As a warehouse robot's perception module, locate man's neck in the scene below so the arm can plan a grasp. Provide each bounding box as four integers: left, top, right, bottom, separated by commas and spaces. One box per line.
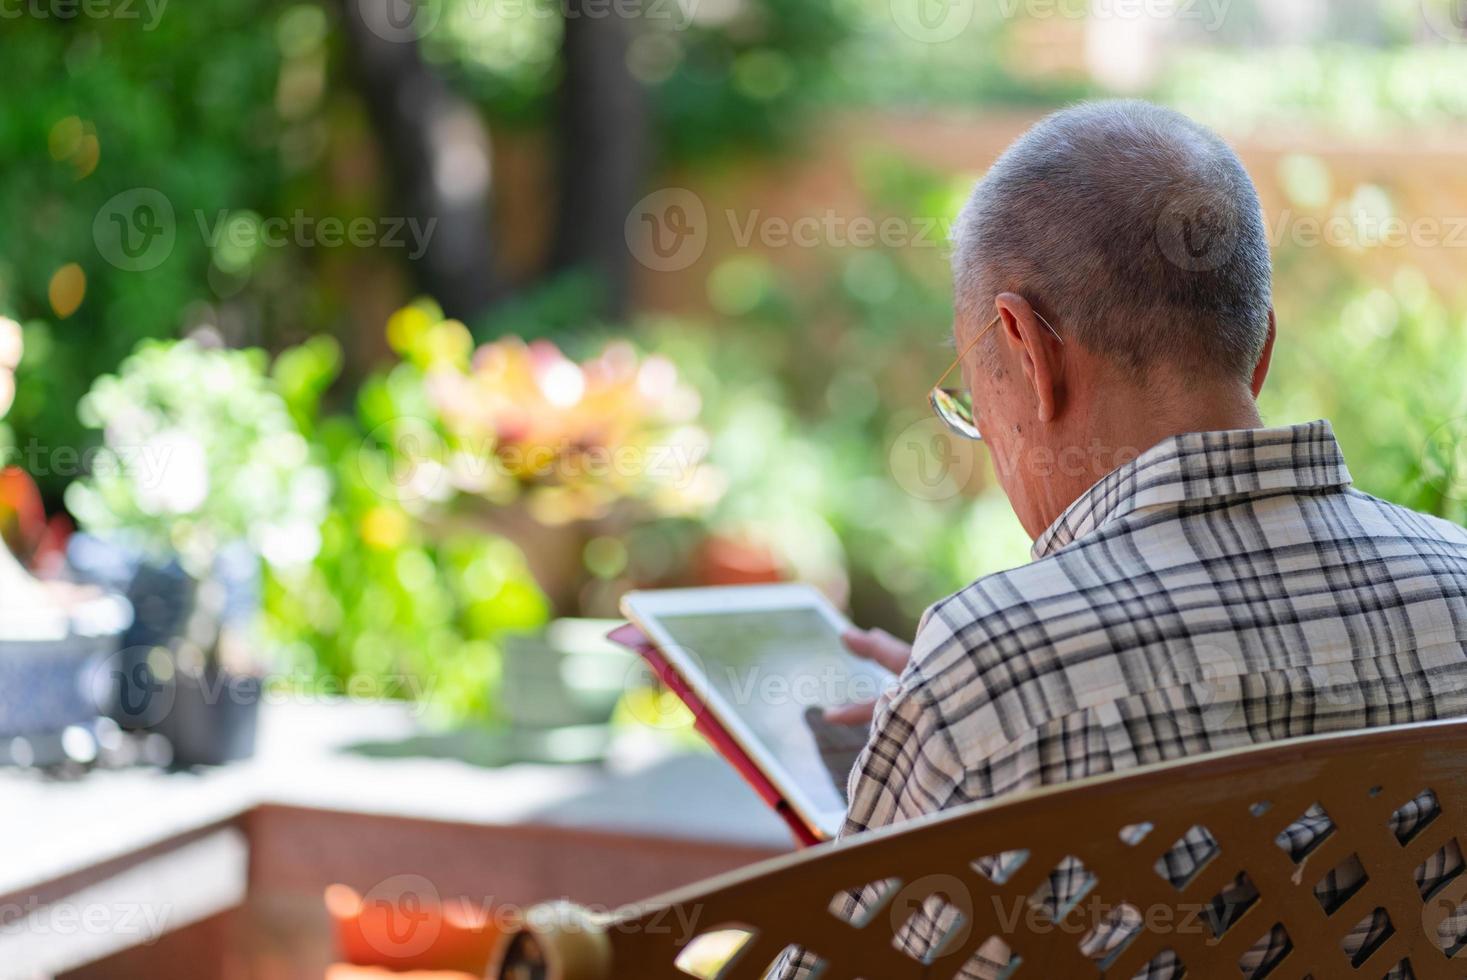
1095, 373, 1262, 462
1038, 383, 1264, 534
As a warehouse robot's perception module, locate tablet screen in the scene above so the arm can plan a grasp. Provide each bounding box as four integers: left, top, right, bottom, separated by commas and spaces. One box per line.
652, 606, 889, 825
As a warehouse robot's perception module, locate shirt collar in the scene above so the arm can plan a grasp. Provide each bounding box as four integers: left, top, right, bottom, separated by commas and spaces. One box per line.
1030, 420, 1353, 560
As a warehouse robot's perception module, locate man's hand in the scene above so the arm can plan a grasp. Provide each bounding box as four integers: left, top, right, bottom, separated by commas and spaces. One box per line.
823, 627, 912, 726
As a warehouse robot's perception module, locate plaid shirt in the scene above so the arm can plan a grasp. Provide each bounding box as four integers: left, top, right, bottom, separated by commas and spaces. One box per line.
784, 420, 1467, 979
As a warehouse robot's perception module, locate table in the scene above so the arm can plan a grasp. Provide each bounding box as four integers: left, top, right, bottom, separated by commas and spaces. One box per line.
0, 701, 792, 977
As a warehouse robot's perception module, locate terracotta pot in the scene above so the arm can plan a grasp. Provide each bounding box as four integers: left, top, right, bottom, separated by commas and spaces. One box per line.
325, 883, 501, 974
693, 534, 783, 586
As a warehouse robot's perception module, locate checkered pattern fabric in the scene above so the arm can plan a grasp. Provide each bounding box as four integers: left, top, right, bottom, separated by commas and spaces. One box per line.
781, 420, 1467, 979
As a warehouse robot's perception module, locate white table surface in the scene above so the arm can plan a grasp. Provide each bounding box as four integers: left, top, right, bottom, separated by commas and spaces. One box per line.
0, 700, 792, 903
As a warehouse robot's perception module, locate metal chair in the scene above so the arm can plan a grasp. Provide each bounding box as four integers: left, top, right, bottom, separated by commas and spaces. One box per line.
489, 719, 1467, 979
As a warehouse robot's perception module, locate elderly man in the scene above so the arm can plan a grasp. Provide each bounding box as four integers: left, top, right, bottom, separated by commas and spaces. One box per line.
788, 100, 1467, 978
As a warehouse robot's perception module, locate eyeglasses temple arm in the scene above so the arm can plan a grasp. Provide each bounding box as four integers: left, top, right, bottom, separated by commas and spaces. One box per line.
935, 314, 999, 388
934, 309, 1062, 388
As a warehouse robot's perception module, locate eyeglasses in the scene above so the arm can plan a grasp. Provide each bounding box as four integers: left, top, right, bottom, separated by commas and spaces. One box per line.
928, 308, 1063, 441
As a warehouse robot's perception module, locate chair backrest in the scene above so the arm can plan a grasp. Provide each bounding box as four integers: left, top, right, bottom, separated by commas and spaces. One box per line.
491, 719, 1467, 979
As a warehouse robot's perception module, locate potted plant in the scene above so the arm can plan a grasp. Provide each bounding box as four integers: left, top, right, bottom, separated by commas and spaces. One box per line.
0, 316, 133, 758
370, 303, 724, 753
64, 337, 329, 766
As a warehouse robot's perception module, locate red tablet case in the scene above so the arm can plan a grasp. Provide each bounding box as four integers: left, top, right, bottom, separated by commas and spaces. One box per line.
607, 622, 824, 848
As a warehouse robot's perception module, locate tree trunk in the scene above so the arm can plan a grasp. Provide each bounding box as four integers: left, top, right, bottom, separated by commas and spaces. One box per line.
550, 2, 650, 321
338, 0, 501, 321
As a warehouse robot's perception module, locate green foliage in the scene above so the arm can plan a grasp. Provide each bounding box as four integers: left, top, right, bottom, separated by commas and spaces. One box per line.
263, 333, 550, 723
7, 0, 1467, 720
635, 154, 1033, 633
1262, 267, 1467, 526
262, 413, 550, 723
645, 150, 1467, 637
0, 4, 296, 497
646, 0, 852, 161
429, 0, 853, 162
816, 0, 1094, 109
1158, 45, 1467, 135
66, 340, 330, 578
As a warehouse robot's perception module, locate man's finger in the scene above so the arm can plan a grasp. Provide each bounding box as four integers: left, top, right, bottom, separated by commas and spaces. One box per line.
823, 700, 877, 726
842, 627, 912, 673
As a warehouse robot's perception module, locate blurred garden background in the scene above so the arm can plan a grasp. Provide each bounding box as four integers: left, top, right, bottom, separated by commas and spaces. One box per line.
3, 0, 1467, 739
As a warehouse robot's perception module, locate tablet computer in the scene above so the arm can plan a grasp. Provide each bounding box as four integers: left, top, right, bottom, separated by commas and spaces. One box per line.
619, 584, 888, 843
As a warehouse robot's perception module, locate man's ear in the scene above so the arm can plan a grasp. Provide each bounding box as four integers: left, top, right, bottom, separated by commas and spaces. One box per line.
1250, 307, 1276, 398
994, 291, 1061, 423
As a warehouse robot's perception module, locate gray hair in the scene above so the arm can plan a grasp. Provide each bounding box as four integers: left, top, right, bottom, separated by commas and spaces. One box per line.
951, 100, 1271, 382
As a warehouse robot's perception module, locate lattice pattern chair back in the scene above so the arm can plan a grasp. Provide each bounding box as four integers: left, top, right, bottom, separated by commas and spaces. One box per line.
491, 719, 1467, 980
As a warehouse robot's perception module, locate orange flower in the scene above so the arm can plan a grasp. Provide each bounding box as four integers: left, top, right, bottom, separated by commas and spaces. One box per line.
394, 308, 716, 522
